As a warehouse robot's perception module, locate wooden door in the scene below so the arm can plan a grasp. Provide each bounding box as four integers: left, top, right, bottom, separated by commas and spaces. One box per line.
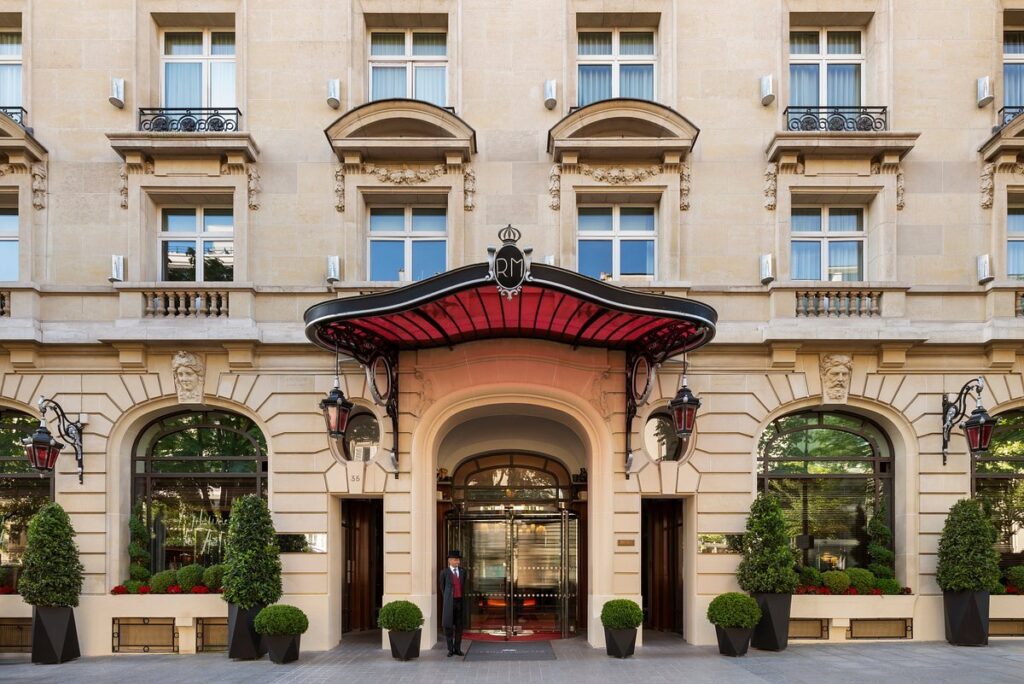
342, 499, 383, 633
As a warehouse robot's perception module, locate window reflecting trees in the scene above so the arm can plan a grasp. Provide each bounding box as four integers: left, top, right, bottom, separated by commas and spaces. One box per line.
974, 410, 1024, 564
0, 409, 50, 588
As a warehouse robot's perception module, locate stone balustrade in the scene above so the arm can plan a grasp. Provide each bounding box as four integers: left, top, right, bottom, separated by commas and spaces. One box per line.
143, 289, 230, 318
0, 291, 9, 317
795, 289, 882, 318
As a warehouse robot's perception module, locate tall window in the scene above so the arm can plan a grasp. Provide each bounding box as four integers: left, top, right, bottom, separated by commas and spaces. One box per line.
1005, 30, 1024, 110
973, 410, 1024, 565
369, 31, 447, 106
1009, 208, 1024, 279
0, 208, 16, 281
577, 30, 655, 107
0, 410, 51, 588
161, 30, 236, 109
132, 411, 267, 572
759, 411, 893, 570
790, 207, 864, 281
577, 205, 656, 280
160, 207, 234, 282
788, 29, 863, 126
368, 206, 447, 282
0, 32, 21, 108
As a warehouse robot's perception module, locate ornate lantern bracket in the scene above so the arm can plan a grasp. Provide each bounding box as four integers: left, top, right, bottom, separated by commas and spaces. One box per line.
23, 396, 85, 484
366, 348, 400, 479
941, 376, 998, 466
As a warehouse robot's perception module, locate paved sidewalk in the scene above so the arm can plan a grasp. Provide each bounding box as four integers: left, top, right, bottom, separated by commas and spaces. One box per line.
3, 631, 1024, 684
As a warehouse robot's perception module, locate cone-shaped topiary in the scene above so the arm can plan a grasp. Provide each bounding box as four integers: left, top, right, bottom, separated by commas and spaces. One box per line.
866, 502, 895, 580
18, 503, 84, 608
736, 494, 798, 594
937, 498, 1001, 592
223, 495, 281, 609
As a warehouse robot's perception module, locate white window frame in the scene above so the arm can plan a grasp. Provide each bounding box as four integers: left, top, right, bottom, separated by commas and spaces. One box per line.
788, 28, 865, 107
1008, 206, 1024, 279
158, 206, 235, 282
367, 205, 448, 282
367, 29, 448, 105
159, 29, 236, 108
0, 206, 18, 282
0, 31, 22, 108
576, 204, 657, 280
790, 205, 866, 282
1004, 28, 1024, 108
576, 28, 657, 104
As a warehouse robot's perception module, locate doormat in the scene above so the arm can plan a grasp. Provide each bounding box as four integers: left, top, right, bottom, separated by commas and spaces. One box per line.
463, 640, 556, 661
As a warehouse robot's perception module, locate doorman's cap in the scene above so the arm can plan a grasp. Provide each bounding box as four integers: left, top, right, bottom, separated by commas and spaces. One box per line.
447, 549, 462, 559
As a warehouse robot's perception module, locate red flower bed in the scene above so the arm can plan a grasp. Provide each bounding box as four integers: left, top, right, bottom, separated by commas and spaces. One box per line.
190, 585, 210, 594
796, 584, 911, 596
844, 587, 859, 596
166, 585, 182, 594
138, 585, 152, 594
1006, 584, 1020, 595
110, 585, 128, 595
0, 586, 16, 595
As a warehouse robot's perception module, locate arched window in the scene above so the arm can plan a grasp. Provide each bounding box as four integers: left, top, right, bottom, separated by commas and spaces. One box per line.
973, 410, 1024, 565
0, 409, 51, 581
758, 411, 893, 571
132, 410, 267, 572
452, 454, 571, 510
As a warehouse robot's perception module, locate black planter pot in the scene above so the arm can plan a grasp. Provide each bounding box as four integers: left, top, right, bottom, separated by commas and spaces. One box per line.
264, 634, 301, 664
604, 626, 637, 658
715, 626, 753, 657
750, 592, 791, 651
31, 606, 80, 664
943, 590, 990, 646
228, 603, 267, 660
387, 628, 421, 661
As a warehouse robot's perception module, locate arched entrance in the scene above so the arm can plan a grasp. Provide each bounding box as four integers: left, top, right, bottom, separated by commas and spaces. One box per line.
442, 453, 583, 640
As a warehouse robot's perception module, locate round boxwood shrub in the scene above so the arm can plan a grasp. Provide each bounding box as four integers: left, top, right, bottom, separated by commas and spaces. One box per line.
874, 578, 902, 595
822, 570, 851, 594
736, 494, 799, 594
936, 498, 1001, 593
128, 563, 151, 582
377, 600, 424, 632
707, 592, 761, 629
600, 599, 643, 630
123, 579, 146, 594
1004, 565, 1024, 589
866, 502, 895, 579
17, 503, 84, 608
203, 563, 226, 592
846, 568, 876, 595
176, 563, 205, 592
798, 565, 823, 587
150, 569, 177, 594
254, 604, 309, 636
223, 495, 282, 609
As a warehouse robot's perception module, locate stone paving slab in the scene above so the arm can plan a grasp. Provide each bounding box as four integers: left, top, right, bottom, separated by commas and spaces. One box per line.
2, 632, 1024, 684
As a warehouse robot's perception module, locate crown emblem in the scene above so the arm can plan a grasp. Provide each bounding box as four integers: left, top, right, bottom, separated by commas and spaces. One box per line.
498, 224, 521, 244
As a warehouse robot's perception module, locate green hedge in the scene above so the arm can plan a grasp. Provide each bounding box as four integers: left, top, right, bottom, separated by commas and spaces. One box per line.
600, 599, 643, 630
866, 502, 895, 580
798, 565, 823, 587
736, 494, 798, 594
377, 600, 424, 632
203, 564, 226, 592
17, 503, 84, 608
255, 604, 309, 636
223, 495, 282, 609
1006, 566, 1024, 589
822, 570, 851, 594
150, 569, 177, 593
874, 578, 901, 595
177, 564, 205, 592
846, 568, 876, 595
706, 592, 761, 629
936, 499, 1000, 592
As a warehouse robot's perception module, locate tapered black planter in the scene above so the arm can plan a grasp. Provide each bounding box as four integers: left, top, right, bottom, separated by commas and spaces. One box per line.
604, 627, 637, 658
944, 590, 990, 646
715, 626, 753, 657
750, 593, 791, 651
31, 606, 80, 664
228, 603, 267, 659
264, 634, 301, 664
388, 628, 421, 661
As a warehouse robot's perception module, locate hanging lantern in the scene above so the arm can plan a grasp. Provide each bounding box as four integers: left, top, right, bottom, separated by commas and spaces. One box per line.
962, 404, 996, 455
319, 384, 354, 439
22, 421, 65, 473
669, 382, 700, 439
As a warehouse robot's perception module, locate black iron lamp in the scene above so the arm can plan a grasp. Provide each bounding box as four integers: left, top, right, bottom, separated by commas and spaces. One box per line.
669, 359, 701, 439
942, 376, 998, 465
22, 396, 84, 483
319, 345, 353, 439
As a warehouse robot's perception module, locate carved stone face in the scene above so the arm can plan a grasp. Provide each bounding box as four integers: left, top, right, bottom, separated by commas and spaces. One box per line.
171, 351, 205, 403
175, 365, 198, 392
820, 354, 854, 402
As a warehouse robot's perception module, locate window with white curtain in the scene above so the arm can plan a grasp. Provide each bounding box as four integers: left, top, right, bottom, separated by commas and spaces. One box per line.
0, 32, 21, 108
788, 29, 863, 124
0, 208, 17, 281
369, 31, 447, 107
576, 30, 655, 107
790, 207, 865, 282
368, 206, 447, 282
159, 207, 234, 282
577, 205, 656, 280
1004, 31, 1024, 109
1008, 208, 1024, 279
161, 30, 236, 109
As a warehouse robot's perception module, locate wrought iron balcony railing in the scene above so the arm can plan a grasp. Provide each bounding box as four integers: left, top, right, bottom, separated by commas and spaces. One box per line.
999, 106, 1024, 128
0, 106, 27, 126
785, 106, 888, 132
138, 107, 241, 133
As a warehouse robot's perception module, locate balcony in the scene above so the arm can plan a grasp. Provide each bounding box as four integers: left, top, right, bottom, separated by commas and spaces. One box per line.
795, 288, 882, 318
144, 288, 230, 318
138, 107, 241, 133
108, 107, 258, 169
785, 106, 888, 132
767, 107, 918, 170
0, 107, 27, 127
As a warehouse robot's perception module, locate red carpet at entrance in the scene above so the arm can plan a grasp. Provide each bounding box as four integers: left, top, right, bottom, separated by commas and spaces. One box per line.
463, 632, 563, 642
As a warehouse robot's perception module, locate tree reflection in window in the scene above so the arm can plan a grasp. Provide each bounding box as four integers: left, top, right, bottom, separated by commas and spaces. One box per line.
453, 454, 571, 509
0, 409, 51, 581
758, 411, 893, 570
132, 411, 267, 572
973, 410, 1024, 565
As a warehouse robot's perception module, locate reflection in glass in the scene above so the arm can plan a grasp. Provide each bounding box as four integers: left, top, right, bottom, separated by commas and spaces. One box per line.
578, 240, 612, 279
162, 240, 197, 281
0, 411, 50, 582
343, 413, 380, 462
975, 410, 1024, 562
277, 533, 327, 553
643, 413, 681, 461
203, 240, 234, 281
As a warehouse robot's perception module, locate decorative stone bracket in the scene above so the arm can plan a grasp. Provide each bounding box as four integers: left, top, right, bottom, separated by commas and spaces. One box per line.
767, 152, 905, 211
333, 154, 476, 213
549, 153, 692, 211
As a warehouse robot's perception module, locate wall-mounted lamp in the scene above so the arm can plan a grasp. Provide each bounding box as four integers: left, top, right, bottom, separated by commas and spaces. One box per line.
544, 79, 557, 110
326, 255, 340, 284
109, 255, 125, 283
941, 376, 998, 466
109, 78, 125, 109
759, 254, 775, 285
319, 346, 353, 439
760, 75, 775, 106
22, 396, 85, 484
977, 76, 994, 108
669, 357, 701, 440
327, 79, 341, 109
977, 254, 994, 284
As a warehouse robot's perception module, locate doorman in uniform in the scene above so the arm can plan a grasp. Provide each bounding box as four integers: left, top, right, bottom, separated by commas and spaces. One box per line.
439, 549, 466, 657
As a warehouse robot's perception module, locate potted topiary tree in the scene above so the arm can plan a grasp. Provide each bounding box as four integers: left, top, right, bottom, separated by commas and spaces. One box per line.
18, 502, 84, 664
222, 495, 282, 659
127, 503, 151, 585
937, 498, 1001, 646
600, 598, 643, 658
254, 604, 309, 664
707, 592, 761, 657
736, 493, 798, 651
377, 600, 424, 661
